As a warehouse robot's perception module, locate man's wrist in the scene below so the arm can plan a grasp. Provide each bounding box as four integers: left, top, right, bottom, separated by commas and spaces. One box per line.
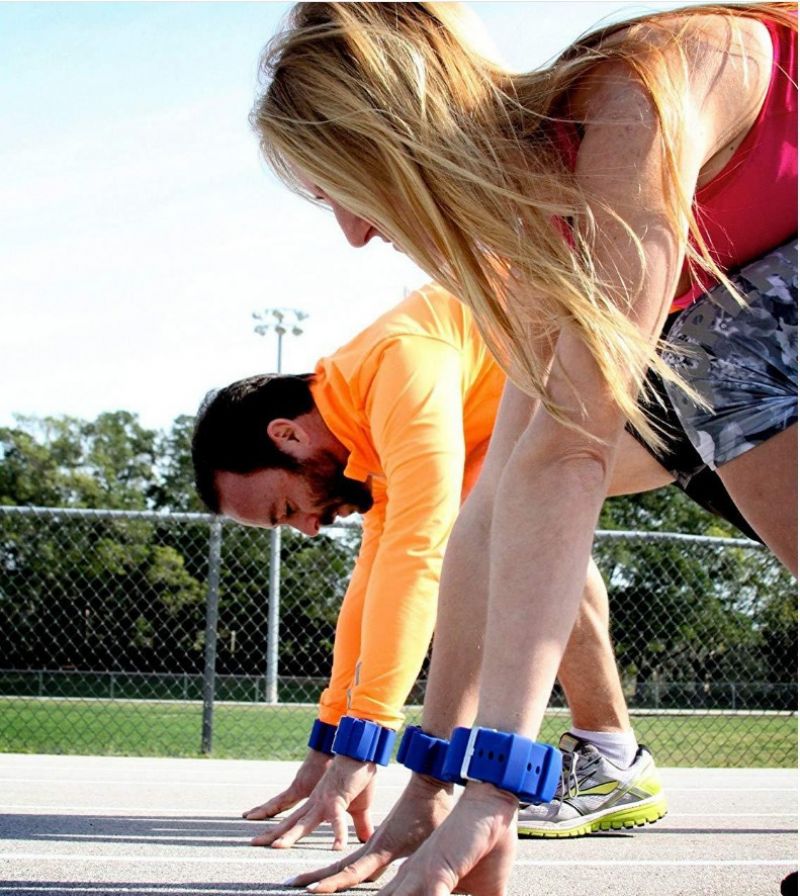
308, 719, 338, 755
332, 716, 397, 765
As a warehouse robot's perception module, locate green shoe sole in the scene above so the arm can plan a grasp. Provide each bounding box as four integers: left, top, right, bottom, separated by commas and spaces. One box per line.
518, 798, 668, 839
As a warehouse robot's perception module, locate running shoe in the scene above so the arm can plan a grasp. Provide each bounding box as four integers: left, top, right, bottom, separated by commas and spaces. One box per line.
517, 732, 667, 838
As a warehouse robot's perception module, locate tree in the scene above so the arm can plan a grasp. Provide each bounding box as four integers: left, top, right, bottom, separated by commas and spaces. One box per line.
0, 413, 794, 710
0, 413, 159, 509
595, 487, 795, 709
0, 413, 207, 677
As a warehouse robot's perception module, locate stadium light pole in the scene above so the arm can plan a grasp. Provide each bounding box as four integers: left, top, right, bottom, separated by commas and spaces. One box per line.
252, 307, 309, 705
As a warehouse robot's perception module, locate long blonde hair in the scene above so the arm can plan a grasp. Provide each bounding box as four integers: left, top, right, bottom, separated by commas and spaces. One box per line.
251, 2, 796, 446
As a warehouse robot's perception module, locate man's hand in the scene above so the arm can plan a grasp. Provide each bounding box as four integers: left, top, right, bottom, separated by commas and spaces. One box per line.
242, 748, 331, 823
251, 754, 377, 850
373, 781, 518, 896
284, 771, 455, 893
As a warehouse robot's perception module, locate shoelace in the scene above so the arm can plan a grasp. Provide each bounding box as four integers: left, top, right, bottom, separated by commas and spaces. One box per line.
562, 750, 581, 802
556, 748, 601, 808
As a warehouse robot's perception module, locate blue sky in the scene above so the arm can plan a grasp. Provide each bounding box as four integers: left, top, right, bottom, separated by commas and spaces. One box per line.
1, 1, 693, 431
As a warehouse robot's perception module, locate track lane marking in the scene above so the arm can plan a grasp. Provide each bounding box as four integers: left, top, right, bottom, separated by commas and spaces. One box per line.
2, 853, 796, 867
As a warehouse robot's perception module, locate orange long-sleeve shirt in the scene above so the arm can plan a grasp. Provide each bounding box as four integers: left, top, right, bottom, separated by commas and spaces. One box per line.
310, 283, 505, 729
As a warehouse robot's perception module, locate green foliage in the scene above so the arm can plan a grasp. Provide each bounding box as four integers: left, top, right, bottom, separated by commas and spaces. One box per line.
0, 413, 160, 510
596, 489, 796, 707
152, 414, 206, 512
0, 412, 795, 709
0, 410, 362, 680
600, 485, 741, 537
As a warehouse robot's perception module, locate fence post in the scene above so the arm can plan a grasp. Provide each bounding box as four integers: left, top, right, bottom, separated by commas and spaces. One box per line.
201, 516, 223, 755
265, 527, 281, 705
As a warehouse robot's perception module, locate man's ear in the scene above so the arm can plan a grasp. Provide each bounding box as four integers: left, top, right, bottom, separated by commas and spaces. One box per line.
266, 418, 311, 459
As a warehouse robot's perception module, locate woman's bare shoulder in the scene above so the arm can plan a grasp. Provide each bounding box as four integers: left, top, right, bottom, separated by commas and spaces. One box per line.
567, 11, 774, 159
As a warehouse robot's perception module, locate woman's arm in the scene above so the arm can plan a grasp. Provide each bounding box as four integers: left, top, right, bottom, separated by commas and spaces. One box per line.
374, 35, 736, 895
474, 51, 717, 734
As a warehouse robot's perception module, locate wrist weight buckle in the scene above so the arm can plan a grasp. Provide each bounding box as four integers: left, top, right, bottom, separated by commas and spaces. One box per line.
459, 726, 482, 783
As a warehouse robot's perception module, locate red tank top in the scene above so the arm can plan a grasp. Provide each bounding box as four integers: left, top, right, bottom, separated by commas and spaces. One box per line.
673, 15, 797, 310
552, 16, 797, 312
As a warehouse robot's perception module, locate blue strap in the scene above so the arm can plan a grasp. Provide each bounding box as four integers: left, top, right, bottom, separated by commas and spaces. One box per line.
442, 727, 561, 804
397, 725, 450, 780
332, 717, 397, 766
307, 719, 337, 755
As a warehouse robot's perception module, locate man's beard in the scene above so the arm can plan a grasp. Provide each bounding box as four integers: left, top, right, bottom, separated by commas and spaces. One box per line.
300, 449, 373, 525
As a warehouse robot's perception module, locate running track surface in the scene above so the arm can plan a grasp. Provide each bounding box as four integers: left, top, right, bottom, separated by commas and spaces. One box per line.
0, 754, 796, 896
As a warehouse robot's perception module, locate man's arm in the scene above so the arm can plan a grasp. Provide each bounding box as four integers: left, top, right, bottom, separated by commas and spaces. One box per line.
251, 337, 472, 851
243, 497, 386, 832
345, 337, 470, 727
319, 495, 386, 725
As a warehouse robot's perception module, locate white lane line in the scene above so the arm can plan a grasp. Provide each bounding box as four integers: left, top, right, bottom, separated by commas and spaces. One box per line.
669, 812, 797, 818
657, 788, 795, 793
0, 779, 263, 788
34, 835, 249, 843
2, 779, 793, 793
1, 853, 796, 868
1, 805, 797, 819
0, 889, 271, 894
514, 859, 799, 867
0, 806, 245, 814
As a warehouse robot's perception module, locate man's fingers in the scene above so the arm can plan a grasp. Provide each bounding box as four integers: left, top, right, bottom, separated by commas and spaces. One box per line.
242, 800, 281, 821
250, 827, 279, 847
241, 790, 299, 820
330, 809, 350, 852
349, 807, 374, 844
270, 814, 325, 850
250, 804, 309, 846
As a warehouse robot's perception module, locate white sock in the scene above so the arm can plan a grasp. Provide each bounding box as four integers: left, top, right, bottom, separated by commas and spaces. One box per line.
569, 727, 639, 769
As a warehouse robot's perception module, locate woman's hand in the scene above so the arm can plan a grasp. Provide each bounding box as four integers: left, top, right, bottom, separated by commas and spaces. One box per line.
251, 755, 377, 850
283, 772, 455, 893
375, 782, 518, 896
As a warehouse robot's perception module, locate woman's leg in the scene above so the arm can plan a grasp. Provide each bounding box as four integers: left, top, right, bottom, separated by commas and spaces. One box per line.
663, 239, 798, 571
716, 424, 797, 573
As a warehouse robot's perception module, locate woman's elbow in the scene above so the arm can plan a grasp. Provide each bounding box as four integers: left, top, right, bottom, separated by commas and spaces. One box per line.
514, 425, 614, 494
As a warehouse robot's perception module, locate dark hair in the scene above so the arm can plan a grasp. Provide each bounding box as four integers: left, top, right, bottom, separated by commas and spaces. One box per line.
191, 373, 315, 512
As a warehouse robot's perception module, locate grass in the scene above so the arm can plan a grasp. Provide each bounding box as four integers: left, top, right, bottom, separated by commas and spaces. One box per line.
0, 697, 795, 767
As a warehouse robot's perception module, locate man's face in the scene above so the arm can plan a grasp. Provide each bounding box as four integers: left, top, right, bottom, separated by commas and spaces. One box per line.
215, 450, 373, 536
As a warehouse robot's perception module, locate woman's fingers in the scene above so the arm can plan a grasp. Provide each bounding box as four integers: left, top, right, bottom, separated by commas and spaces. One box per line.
291, 846, 394, 893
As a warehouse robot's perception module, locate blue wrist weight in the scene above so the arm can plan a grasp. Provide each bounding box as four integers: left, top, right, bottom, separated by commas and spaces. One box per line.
441, 727, 561, 804
396, 725, 450, 780
307, 719, 337, 755
332, 716, 397, 766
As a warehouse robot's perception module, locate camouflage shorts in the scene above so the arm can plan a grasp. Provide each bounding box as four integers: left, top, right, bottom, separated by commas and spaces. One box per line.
662, 239, 798, 470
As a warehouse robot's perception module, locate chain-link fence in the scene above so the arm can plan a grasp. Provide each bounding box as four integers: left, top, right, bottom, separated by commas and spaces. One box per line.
0, 505, 795, 766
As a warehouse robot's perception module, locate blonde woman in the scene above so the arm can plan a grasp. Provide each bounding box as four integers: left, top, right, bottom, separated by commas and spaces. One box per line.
252, 3, 797, 894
